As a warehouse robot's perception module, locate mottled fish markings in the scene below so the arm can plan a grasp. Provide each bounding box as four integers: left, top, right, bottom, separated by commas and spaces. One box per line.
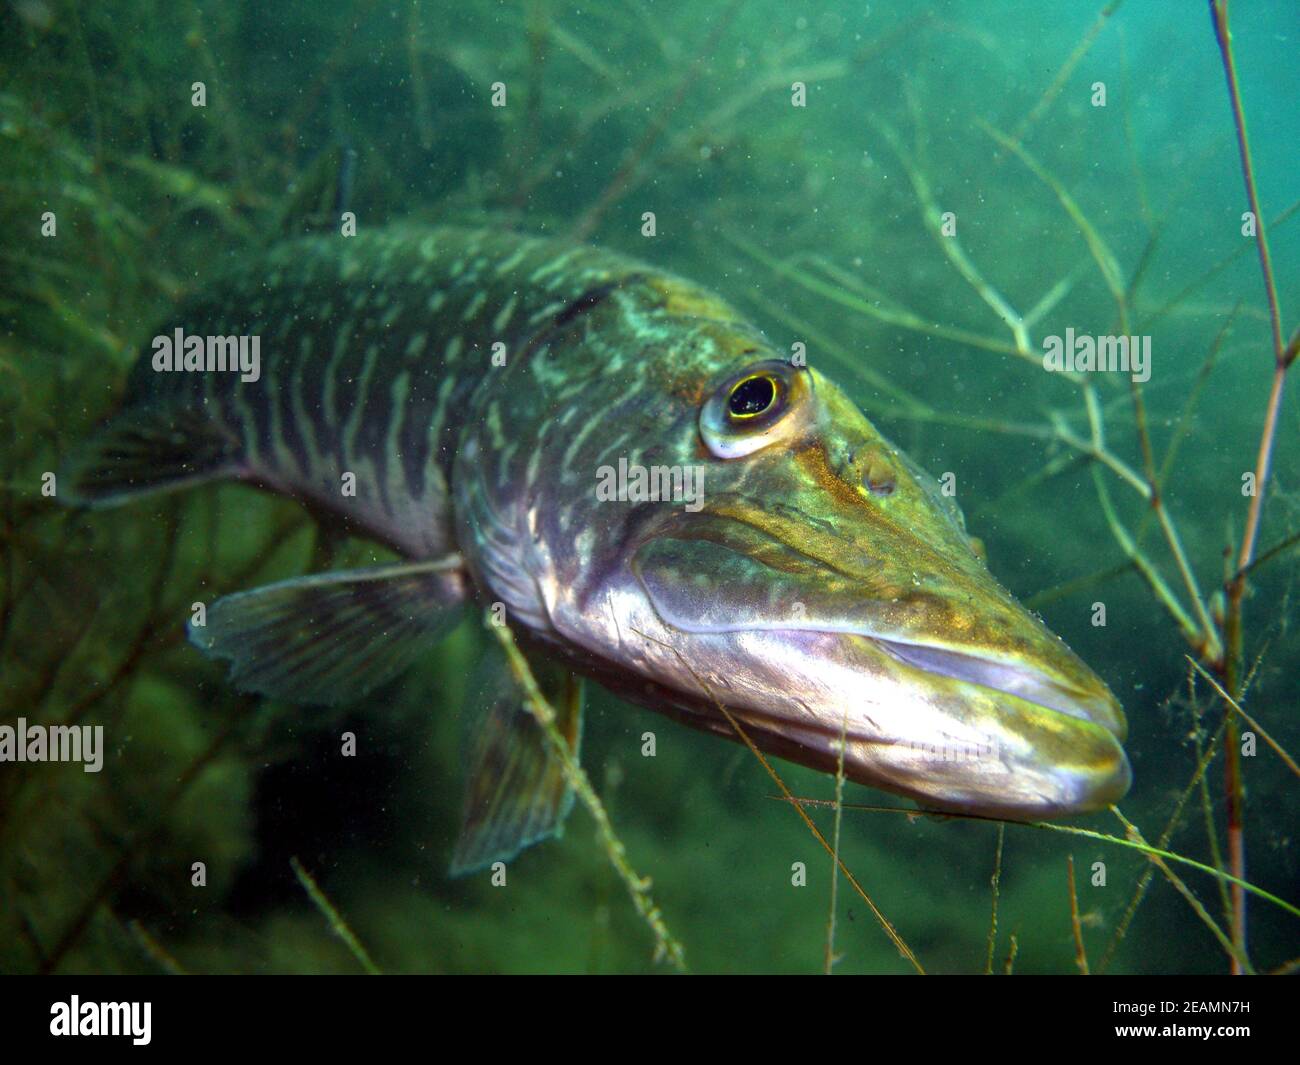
67, 225, 1130, 874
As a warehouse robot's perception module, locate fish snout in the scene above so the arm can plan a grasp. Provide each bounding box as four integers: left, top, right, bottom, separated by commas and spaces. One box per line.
993, 694, 1132, 817
877, 636, 1128, 743
858, 631, 1132, 817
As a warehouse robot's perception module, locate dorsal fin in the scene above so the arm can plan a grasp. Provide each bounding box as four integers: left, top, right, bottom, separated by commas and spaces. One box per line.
275, 144, 358, 238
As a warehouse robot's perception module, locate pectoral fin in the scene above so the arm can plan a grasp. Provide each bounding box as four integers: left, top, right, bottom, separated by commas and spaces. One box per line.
450, 647, 583, 876
189, 557, 465, 704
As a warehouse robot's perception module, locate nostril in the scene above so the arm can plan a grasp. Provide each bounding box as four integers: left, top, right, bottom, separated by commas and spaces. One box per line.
850, 447, 896, 497
863, 463, 896, 497
858, 450, 896, 497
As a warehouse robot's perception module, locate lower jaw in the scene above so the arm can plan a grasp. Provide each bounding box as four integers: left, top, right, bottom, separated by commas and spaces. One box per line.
721, 702, 1131, 818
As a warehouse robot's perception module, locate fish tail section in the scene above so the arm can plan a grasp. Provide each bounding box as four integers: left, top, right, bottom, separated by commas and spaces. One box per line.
450, 649, 584, 876
61, 404, 244, 508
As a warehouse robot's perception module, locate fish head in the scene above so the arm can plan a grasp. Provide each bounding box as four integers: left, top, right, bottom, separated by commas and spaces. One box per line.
593, 352, 1130, 819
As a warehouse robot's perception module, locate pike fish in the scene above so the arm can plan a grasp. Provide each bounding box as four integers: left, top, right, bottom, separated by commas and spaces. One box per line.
66, 225, 1131, 872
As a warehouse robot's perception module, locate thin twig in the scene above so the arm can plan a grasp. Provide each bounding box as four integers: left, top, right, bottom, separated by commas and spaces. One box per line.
1005, 0, 1127, 150
1098, 679, 1230, 973
573, 1, 743, 241
1211, 0, 1292, 973
631, 627, 925, 973
1186, 657, 1300, 779
490, 615, 686, 971
985, 824, 1004, 975
1066, 855, 1089, 975
776, 798, 1300, 924
291, 856, 381, 975
824, 706, 849, 975
1110, 808, 1252, 973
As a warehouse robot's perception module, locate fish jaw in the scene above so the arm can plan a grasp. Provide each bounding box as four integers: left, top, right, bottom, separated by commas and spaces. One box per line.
572, 585, 1130, 819
617, 510, 1131, 819
726, 628, 1130, 819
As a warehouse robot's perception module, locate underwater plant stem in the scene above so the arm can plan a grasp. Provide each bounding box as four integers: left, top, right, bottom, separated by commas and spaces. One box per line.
1234, 364, 1288, 582
823, 707, 848, 975
1240, 527, 1300, 579
1089, 466, 1205, 652
1136, 309, 1236, 551
39, 710, 248, 974
727, 228, 1043, 365
1187, 657, 1300, 779
1066, 855, 1089, 975
519, 0, 551, 197
985, 824, 1004, 975
1111, 810, 1253, 974
1056, 419, 1149, 499
290, 857, 381, 975
1222, 726, 1247, 973
1211, 0, 1294, 974
408, 3, 436, 152
992, 122, 1225, 660
633, 629, 925, 973
1191, 681, 1234, 924
1006, 0, 1126, 151
490, 616, 687, 972
1069, 375, 1220, 658
1003, 935, 1018, 975
979, 113, 1229, 659
574, 0, 742, 241
1148, 491, 1219, 659
1124, 374, 1159, 494
123, 917, 187, 976
1099, 713, 1229, 973
877, 121, 1032, 357
787, 798, 1300, 925
979, 121, 1125, 299
1210, 1, 1285, 363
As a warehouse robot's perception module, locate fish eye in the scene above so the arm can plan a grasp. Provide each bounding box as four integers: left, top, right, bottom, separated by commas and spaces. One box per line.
727, 373, 780, 420
700, 359, 812, 459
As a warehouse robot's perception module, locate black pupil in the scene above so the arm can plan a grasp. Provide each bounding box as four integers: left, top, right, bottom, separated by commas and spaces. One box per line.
729, 376, 776, 417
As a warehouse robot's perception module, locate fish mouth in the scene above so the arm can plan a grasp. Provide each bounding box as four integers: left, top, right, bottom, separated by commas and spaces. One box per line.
870, 636, 1128, 742
846, 632, 1131, 816
628, 525, 1131, 814
708, 626, 1132, 818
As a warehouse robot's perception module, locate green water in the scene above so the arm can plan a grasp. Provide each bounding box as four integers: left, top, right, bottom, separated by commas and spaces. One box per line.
1, 0, 1297, 974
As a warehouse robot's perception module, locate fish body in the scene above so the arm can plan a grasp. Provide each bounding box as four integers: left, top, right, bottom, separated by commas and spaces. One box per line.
67, 225, 1131, 870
